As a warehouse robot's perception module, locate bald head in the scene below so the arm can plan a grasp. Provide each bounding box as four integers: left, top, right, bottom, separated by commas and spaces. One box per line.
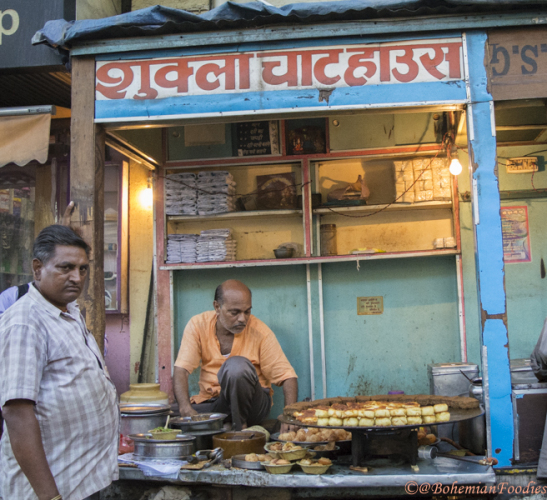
214, 280, 252, 335
214, 280, 251, 306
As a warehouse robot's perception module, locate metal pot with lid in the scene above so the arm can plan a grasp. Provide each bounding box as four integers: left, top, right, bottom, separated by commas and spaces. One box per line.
129, 433, 196, 460
120, 404, 172, 437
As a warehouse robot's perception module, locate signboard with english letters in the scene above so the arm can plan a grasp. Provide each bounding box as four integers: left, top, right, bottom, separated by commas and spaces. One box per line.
487, 27, 547, 100
0, 0, 75, 70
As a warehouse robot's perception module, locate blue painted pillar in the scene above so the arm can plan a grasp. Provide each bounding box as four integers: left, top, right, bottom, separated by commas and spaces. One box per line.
465, 32, 513, 467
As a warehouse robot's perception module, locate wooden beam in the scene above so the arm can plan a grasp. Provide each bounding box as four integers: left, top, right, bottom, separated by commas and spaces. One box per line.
70, 55, 107, 353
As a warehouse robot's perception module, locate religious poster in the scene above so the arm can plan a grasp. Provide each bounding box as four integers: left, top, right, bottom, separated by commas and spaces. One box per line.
501, 206, 531, 263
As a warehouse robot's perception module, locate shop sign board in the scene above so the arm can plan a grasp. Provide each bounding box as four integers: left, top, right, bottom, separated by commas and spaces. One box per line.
357, 296, 383, 315
95, 37, 466, 121
0, 0, 75, 70
487, 27, 547, 100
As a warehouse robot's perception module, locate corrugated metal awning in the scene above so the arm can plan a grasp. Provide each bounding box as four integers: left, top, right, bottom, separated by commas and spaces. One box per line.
0, 107, 54, 168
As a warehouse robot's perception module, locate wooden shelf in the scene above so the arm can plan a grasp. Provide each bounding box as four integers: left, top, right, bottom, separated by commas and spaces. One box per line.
167, 209, 302, 222
160, 248, 459, 270
313, 201, 452, 216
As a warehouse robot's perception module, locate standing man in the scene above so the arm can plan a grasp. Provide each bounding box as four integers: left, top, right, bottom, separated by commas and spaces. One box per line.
0, 225, 119, 500
173, 280, 298, 431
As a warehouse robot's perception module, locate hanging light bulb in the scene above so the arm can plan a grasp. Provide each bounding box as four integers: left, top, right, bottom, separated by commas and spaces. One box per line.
446, 135, 463, 176
139, 176, 153, 210
449, 156, 463, 176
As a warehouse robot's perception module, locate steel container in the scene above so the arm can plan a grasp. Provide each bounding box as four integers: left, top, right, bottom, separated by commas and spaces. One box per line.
427, 362, 479, 397
428, 362, 479, 442
511, 358, 538, 385
130, 433, 196, 460
119, 404, 171, 437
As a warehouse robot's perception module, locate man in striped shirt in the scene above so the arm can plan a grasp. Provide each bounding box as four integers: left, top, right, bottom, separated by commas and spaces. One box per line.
0, 225, 119, 500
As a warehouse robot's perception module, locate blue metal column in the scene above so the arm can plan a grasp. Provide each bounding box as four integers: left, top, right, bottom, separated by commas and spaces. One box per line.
465, 32, 513, 467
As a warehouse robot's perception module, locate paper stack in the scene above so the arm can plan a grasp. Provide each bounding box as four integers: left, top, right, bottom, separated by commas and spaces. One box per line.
196, 229, 237, 262
166, 234, 198, 264
394, 160, 415, 203
197, 171, 236, 215
165, 173, 197, 215
412, 158, 434, 202
394, 158, 452, 203
430, 158, 452, 201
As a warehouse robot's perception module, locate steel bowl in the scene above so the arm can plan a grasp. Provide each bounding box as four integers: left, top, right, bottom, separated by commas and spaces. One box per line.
169, 413, 227, 432
129, 433, 195, 461
273, 248, 294, 259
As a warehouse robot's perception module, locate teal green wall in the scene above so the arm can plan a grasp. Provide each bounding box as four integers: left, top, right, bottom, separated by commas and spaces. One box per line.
172, 255, 461, 418
458, 146, 547, 367
319, 258, 460, 397
173, 266, 310, 419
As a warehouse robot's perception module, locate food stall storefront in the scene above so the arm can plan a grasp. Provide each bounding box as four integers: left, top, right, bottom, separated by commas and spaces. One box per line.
36, 1, 547, 496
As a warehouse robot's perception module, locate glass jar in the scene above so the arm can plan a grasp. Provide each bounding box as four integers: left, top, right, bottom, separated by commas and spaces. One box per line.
320, 224, 337, 256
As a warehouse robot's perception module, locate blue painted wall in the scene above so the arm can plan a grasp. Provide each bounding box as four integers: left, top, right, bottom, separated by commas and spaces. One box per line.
459, 146, 547, 365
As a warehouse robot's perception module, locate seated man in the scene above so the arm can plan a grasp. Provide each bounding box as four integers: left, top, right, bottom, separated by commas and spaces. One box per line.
173, 279, 298, 431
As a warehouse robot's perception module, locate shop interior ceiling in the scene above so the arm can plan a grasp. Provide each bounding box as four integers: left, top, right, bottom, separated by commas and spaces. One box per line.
0, 71, 71, 109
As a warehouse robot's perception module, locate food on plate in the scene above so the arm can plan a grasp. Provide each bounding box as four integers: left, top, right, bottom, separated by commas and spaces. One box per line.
359, 418, 375, 427
149, 427, 174, 433
278, 431, 296, 441
421, 406, 435, 416
406, 407, 422, 416
299, 458, 313, 466
407, 416, 423, 425
268, 458, 290, 465
436, 412, 450, 422
295, 429, 308, 442
375, 417, 392, 426
391, 417, 408, 426
282, 442, 303, 451
245, 453, 260, 462
269, 442, 283, 451
314, 441, 336, 451
286, 396, 460, 428
343, 417, 359, 427
276, 427, 351, 443
317, 457, 332, 466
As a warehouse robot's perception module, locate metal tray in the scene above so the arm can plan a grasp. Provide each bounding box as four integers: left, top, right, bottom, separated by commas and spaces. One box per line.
119, 404, 171, 415
170, 413, 227, 432
231, 454, 266, 470
279, 407, 484, 432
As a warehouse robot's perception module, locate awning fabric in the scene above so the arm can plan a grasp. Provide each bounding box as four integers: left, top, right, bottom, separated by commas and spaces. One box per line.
0, 114, 51, 168
33, 1, 547, 49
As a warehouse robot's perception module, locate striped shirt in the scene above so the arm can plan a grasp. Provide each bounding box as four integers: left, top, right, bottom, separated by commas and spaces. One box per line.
0, 284, 119, 500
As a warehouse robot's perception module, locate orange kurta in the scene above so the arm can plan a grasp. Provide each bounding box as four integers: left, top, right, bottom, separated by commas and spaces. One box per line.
175, 311, 297, 404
